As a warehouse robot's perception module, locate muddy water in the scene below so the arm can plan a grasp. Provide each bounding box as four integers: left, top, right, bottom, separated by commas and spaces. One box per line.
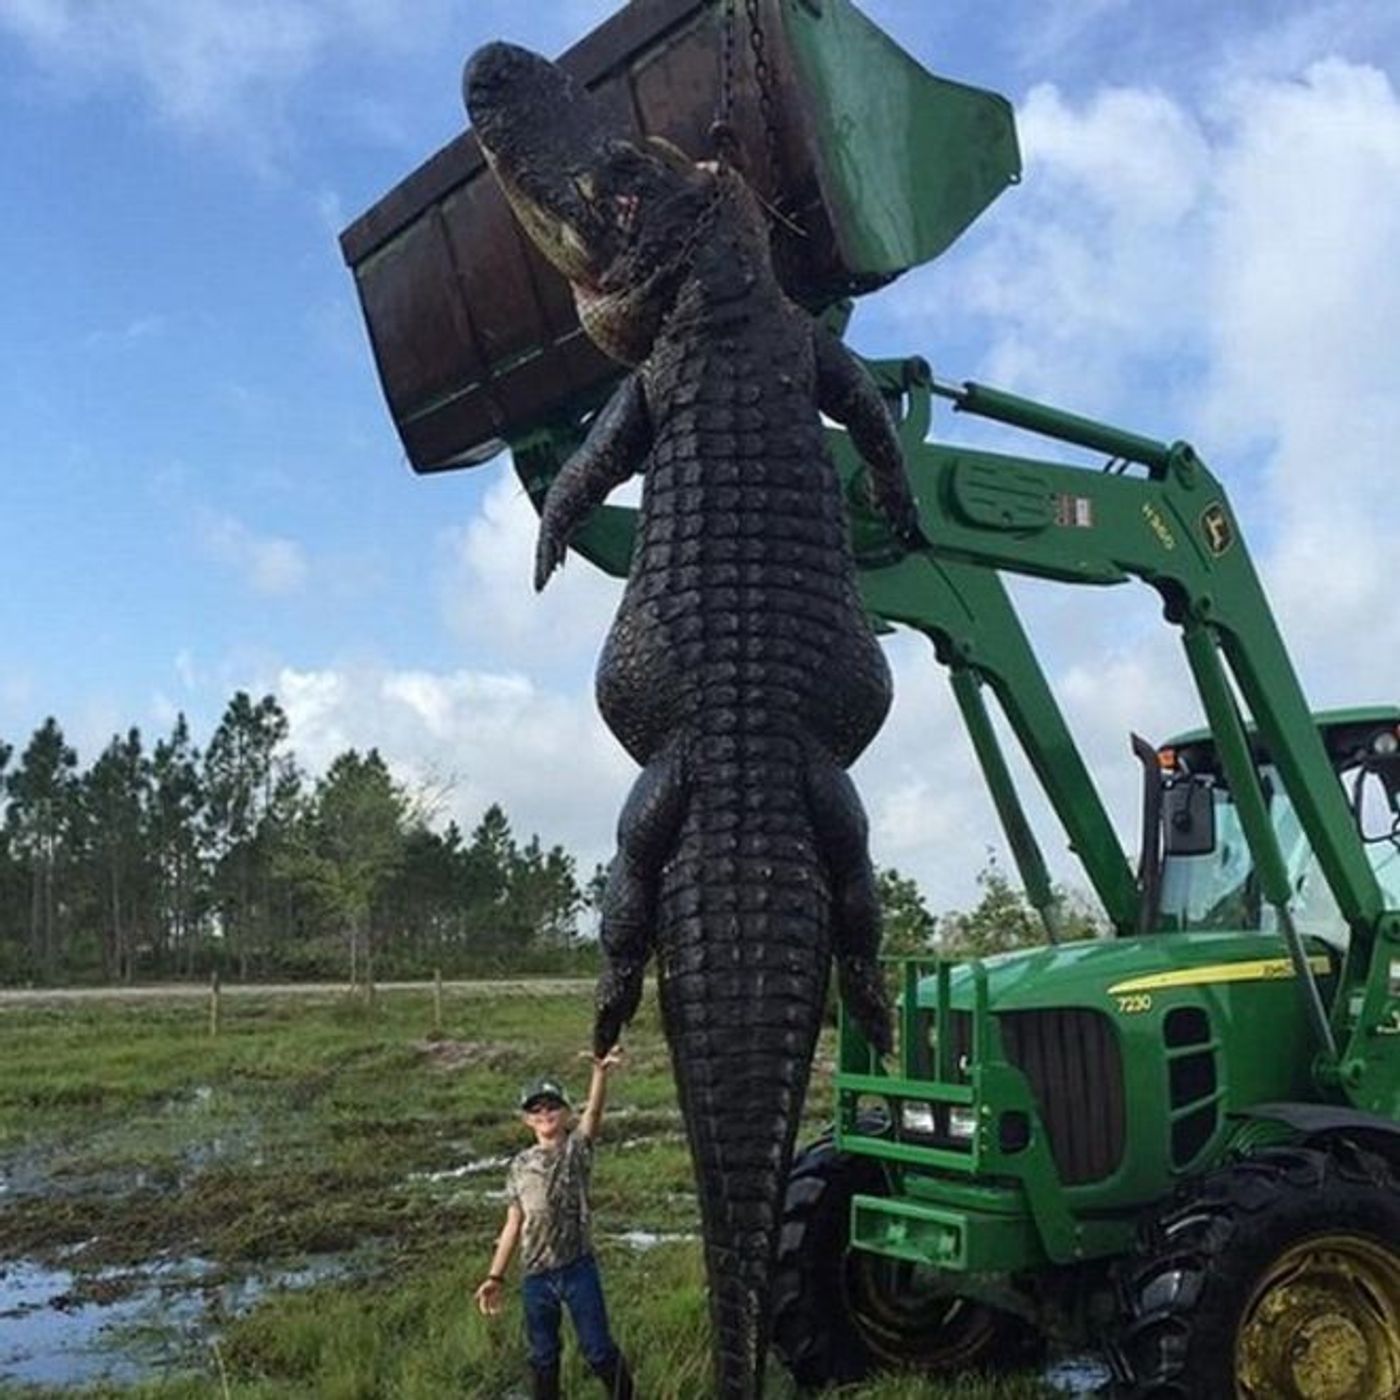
0, 1252, 352, 1387
1044, 1354, 1113, 1395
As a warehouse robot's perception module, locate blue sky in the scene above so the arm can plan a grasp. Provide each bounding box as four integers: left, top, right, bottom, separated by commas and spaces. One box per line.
2, 0, 1398, 912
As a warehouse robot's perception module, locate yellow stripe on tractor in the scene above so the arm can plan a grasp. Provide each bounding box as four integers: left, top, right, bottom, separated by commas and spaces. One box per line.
1108, 955, 1332, 996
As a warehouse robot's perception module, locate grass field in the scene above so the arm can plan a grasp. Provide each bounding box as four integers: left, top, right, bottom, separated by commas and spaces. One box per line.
0, 983, 1057, 1398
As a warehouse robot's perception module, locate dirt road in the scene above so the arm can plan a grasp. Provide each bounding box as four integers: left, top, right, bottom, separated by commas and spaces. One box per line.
0, 978, 593, 1007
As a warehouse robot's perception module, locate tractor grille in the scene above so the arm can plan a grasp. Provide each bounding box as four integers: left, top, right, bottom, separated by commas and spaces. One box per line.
998, 1008, 1125, 1185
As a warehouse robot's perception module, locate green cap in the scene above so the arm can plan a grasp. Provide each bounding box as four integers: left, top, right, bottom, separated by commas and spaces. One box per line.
519, 1076, 571, 1111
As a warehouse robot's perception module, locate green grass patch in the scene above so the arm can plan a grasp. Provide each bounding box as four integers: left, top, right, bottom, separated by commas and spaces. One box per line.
0, 985, 1052, 1398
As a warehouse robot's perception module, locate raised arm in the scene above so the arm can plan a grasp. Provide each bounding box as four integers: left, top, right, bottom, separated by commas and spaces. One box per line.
576, 1045, 625, 1142
813, 325, 925, 548
535, 372, 652, 591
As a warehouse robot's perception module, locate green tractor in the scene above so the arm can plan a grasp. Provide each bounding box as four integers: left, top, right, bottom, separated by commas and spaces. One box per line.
766, 361, 1400, 1397
339, 1, 1400, 1392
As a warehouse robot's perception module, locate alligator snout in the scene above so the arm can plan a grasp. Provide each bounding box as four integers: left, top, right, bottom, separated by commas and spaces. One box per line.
464, 41, 618, 286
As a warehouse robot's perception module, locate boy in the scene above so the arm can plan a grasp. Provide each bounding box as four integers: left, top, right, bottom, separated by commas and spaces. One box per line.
475, 1047, 634, 1399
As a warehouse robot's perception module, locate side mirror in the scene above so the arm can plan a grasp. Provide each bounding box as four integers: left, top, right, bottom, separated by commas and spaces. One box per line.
1163, 779, 1216, 856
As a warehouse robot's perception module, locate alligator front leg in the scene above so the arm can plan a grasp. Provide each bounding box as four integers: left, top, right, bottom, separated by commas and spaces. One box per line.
806, 751, 893, 1056
594, 738, 688, 1054
814, 326, 925, 550
535, 371, 651, 591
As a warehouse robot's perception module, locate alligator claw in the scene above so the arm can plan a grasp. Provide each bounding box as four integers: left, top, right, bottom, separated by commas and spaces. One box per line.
534, 525, 567, 592
837, 955, 894, 1057
594, 959, 645, 1055
879, 488, 928, 552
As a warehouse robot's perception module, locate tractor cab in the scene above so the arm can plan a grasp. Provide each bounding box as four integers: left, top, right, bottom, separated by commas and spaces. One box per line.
1152, 707, 1400, 945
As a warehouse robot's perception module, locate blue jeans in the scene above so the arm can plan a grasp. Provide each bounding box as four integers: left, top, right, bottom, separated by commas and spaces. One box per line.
521, 1253, 619, 1372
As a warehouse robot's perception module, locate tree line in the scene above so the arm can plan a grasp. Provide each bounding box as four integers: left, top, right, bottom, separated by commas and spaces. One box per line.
0, 693, 1100, 987
0, 692, 591, 986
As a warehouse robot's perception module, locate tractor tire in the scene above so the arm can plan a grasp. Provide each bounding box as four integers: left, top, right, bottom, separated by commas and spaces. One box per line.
1108, 1142, 1400, 1399
771, 1127, 1034, 1390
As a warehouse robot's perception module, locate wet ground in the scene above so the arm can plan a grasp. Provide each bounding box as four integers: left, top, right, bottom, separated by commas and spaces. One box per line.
0, 1092, 696, 1391
1043, 1356, 1113, 1396
0, 1250, 354, 1388
0, 1003, 1116, 1397
0, 1243, 1113, 1395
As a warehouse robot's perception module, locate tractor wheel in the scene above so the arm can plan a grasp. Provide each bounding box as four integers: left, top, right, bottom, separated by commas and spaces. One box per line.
1109, 1142, 1400, 1399
771, 1128, 1034, 1389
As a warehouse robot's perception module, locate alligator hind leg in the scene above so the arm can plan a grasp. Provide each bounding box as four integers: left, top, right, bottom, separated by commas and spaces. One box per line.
806, 754, 893, 1056
595, 740, 688, 1054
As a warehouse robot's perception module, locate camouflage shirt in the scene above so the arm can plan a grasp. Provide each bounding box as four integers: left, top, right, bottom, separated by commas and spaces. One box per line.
505, 1130, 594, 1275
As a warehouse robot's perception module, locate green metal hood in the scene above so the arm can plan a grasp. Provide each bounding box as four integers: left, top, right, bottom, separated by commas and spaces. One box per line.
931, 932, 1338, 1014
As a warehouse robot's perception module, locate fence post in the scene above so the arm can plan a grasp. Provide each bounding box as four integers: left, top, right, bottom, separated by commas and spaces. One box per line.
209, 969, 221, 1038
433, 967, 444, 1035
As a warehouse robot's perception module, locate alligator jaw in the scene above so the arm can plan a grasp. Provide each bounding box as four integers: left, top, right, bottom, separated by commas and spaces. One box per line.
463, 41, 614, 286
464, 42, 716, 364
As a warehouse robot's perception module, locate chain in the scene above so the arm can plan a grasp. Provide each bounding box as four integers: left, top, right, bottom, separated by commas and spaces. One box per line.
711, 0, 798, 232
743, 0, 784, 200
714, 0, 738, 153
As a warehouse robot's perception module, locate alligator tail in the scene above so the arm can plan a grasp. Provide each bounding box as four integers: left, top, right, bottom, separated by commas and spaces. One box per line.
656, 736, 832, 1399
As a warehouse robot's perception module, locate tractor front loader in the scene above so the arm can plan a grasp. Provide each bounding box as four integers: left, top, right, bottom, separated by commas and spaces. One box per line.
771, 364, 1400, 1398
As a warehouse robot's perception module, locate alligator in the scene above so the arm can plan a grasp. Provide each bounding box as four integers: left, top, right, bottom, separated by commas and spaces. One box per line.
465, 42, 922, 1397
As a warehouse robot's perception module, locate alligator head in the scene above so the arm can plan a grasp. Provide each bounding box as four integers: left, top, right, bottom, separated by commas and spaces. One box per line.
464, 41, 757, 364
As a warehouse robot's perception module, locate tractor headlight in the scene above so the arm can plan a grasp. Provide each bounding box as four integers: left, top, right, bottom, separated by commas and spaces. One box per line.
947, 1106, 978, 1141
901, 1101, 936, 1136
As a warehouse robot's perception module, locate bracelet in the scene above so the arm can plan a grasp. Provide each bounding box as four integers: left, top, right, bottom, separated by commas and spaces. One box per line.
487, 1273, 505, 1284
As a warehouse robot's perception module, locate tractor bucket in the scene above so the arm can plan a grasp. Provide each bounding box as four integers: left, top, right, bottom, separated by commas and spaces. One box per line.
339, 0, 1020, 472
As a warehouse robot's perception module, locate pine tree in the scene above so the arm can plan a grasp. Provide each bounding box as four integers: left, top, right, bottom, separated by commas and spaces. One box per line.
5, 719, 78, 980
202, 692, 290, 979
149, 715, 207, 974
82, 728, 152, 982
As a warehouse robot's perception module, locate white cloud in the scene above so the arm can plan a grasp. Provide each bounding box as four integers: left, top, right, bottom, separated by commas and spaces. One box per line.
174, 650, 199, 691
1218, 2, 1400, 90
1201, 59, 1400, 688
2, 1, 318, 150
82, 314, 167, 351
436, 468, 624, 677
198, 510, 309, 596
275, 662, 631, 868
151, 689, 180, 729
895, 78, 1214, 417
0, 0, 459, 164
0, 0, 621, 168
856, 48, 1400, 910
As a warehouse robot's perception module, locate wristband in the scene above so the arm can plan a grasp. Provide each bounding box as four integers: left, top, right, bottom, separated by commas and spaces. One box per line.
487, 1273, 505, 1284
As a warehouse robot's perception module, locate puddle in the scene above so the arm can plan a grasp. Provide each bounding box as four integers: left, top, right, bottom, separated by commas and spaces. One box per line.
618, 1131, 686, 1151
0, 1150, 53, 1200
0, 1258, 150, 1387
1044, 1353, 1113, 1396
0, 1252, 354, 1388
407, 1155, 511, 1184
605, 1230, 697, 1251
162, 1085, 216, 1116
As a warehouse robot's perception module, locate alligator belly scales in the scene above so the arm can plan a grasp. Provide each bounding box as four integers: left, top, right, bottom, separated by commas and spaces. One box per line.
466, 42, 921, 1397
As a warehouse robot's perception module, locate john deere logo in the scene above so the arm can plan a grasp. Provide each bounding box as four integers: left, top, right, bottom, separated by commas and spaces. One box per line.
1201, 503, 1233, 556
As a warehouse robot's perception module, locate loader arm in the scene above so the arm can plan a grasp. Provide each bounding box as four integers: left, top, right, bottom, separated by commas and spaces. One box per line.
878, 374, 1396, 1113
